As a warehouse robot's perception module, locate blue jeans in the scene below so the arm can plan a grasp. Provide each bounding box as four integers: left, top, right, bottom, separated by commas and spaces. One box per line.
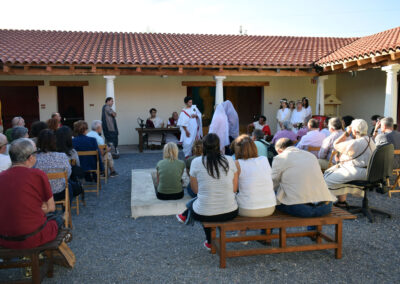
186, 183, 197, 198
277, 202, 332, 218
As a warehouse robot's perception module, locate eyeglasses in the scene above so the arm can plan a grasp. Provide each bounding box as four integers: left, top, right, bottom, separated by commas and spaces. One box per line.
26, 150, 38, 159
0, 143, 7, 148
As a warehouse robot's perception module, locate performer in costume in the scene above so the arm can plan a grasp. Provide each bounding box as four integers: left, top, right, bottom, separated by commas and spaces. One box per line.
302, 97, 312, 122
177, 97, 203, 158
222, 100, 239, 141
209, 103, 230, 152
146, 108, 164, 147
276, 99, 291, 131
165, 112, 180, 143
290, 100, 307, 134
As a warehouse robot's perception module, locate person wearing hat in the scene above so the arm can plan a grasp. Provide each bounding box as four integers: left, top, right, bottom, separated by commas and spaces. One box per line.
276, 99, 291, 132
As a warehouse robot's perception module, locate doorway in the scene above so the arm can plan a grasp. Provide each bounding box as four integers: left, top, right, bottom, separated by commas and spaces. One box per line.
57, 87, 84, 129
0, 86, 40, 130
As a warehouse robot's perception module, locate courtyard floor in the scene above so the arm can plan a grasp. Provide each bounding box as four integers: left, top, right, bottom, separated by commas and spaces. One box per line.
1, 150, 400, 283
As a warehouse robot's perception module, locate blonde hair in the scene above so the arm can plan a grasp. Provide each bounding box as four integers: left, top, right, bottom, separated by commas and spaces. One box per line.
351, 119, 368, 137
163, 142, 179, 160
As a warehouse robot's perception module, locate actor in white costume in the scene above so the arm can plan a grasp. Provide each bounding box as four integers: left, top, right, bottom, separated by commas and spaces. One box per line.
177, 97, 203, 158
209, 103, 230, 152
276, 99, 291, 131
146, 108, 164, 146
222, 100, 239, 140
302, 97, 312, 122
290, 101, 307, 133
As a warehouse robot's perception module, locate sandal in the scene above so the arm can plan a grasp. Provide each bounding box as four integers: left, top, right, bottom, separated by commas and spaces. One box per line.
334, 201, 349, 209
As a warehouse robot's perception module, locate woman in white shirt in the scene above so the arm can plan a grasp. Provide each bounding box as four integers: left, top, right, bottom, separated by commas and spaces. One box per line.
276, 99, 291, 131
233, 135, 276, 217
302, 97, 312, 122
176, 133, 238, 250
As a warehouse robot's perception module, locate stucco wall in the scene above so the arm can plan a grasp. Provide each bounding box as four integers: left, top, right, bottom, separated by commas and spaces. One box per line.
0, 74, 327, 145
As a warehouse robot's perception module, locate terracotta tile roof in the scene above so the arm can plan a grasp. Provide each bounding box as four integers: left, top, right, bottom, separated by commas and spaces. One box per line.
317, 26, 400, 66
0, 29, 356, 67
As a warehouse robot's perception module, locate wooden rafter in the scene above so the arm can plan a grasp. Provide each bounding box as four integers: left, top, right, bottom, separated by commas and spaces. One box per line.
182, 81, 270, 87
0, 80, 44, 86
49, 81, 89, 87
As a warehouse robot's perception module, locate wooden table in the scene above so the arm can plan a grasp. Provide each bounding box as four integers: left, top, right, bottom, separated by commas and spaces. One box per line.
135, 127, 180, 152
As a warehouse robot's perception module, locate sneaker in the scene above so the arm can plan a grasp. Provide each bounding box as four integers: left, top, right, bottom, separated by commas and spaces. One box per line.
109, 171, 119, 177
176, 214, 186, 224
203, 241, 211, 251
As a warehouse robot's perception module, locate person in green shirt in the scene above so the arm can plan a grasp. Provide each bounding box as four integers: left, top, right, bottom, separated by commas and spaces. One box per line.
156, 142, 185, 200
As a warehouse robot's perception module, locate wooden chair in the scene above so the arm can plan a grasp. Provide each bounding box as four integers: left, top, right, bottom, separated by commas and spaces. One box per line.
77, 150, 101, 196
98, 144, 108, 184
327, 150, 338, 169
388, 149, 400, 197
69, 159, 81, 215
47, 172, 72, 228
307, 146, 321, 152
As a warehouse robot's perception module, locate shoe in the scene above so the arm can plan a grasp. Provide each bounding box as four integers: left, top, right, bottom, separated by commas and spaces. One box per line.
203, 241, 211, 251
109, 171, 119, 177
334, 201, 349, 209
176, 214, 186, 224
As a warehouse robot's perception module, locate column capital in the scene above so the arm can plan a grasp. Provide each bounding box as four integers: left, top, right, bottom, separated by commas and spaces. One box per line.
104, 75, 116, 80
214, 76, 226, 81
316, 75, 328, 81
382, 64, 400, 73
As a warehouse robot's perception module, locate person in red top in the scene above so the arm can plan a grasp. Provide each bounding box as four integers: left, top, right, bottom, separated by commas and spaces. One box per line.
0, 138, 60, 249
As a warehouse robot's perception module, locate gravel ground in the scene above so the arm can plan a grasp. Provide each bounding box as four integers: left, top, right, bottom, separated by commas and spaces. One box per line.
2, 151, 400, 284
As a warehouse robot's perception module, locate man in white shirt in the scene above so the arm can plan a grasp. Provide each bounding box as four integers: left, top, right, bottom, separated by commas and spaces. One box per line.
296, 119, 326, 157
87, 120, 118, 177
272, 138, 336, 217
0, 134, 11, 172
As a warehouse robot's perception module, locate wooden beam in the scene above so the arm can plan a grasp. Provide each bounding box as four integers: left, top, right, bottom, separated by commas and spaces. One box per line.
390, 52, 400, 61
343, 61, 357, 69
323, 66, 331, 72
3, 65, 9, 73
24, 66, 30, 71
136, 66, 142, 72
0, 80, 45, 86
49, 81, 89, 87
178, 67, 183, 73
357, 58, 371, 66
91, 66, 96, 72
182, 81, 270, 87
371, 54, 390, 64
331, 64, 343, 71
46, 66, 52, 72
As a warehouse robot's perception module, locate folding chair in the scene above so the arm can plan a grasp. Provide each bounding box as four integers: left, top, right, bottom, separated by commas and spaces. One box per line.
388, 149, 400, 197
47, 171, 72, 228
98, 144, 108, 184
77, 150, 101, 196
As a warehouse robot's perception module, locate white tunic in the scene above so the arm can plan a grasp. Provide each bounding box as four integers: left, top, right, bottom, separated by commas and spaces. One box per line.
148, 117, 164, 145
177, 105, 203, 157
290, 109, 306, 125
276, 108, 291, 131
209, 104, 230, 152
304, 106, 312, 121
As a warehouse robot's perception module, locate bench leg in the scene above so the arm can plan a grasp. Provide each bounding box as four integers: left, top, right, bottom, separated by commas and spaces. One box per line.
45, 250, 54, 278
316, 225, 322, 244
211, 227, 216, 254
335, 222, 342, 259
279, 227, 286, 248
31, 253, 40, 284
219, 227, 226, 268
265, 228, 272, 245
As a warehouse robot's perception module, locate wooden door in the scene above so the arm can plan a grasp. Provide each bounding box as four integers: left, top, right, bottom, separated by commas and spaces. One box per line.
57, 87, 84, 129
0, 86, 39, 130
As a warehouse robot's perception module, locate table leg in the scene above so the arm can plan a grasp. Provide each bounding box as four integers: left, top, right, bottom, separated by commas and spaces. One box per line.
138, 131, 143, 153
31, 253, 40, 284
335, 222, 342, 259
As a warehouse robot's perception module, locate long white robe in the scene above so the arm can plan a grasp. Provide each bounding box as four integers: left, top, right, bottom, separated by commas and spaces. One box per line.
148, 117, 164, 145
177, 105, 203, 157
276, 108, 291, 131
209, 104, 230, 152
222, 100, 239, 139
290, 108, 306, 133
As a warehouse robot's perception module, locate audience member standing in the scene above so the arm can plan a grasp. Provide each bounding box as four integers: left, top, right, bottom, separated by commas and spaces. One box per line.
101, 97, 119, 156
209, 103, 230, 152
0, 133, 11, 172
296, 119, 326, 156
318, 117, 344, 170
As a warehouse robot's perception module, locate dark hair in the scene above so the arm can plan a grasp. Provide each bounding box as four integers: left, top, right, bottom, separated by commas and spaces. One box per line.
184, 96, 193, 104
259, 115, 266, 122
201, 134, 229, 179
342, 115, 354, 128
308, 118, 319, 129
149, 108, 157, 114
105, 97, 113, 103
73, 120, 88, 136
302, 97, 309, 108
37, 129, 57, 153
30, 121, 48, 138
329, 117, 342, 130
371, 114, 381, 121
56, 126, 74, 156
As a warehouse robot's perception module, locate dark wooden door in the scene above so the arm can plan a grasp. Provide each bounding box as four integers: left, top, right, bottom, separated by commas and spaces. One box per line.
57, 87, 84, 129
0, 86, 39, 130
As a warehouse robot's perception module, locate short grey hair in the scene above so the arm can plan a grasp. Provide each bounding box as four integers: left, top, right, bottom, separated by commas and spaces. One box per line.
9, 138, 36, 164
91, 120, 102, 131
252, 129, 265, 140
11, 116, 23, 127
328, 117, 342, 131
275, 138, 294, 152
381, 117, 394, 129
0, 133, 7, 145
351, 119, 368, 136
11, 126, 28, 141
283, 121, 292, 130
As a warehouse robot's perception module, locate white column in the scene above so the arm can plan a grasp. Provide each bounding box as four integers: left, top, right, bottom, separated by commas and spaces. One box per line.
315, 75, 328, 115
214, 76, 226, 106
382, 64, 400, 123
104, 75, 116, 110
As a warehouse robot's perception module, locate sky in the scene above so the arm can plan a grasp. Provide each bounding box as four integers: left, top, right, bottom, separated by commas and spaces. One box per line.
0, 0, 399, 37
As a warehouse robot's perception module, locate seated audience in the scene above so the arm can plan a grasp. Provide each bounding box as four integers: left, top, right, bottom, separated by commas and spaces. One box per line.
296, 118, 326, 156
72, 120, 104, 173
370, 114, 382, 136
342, 115, 355, 129
248, 115, 271, 136
374, 117, 400, 169
5, 116, 25, 142
11, 126, 29, 141
272, 138, 336, 217
146, 108, 164, 148
185, 140, 203, 197
318, 117, 344, 170
271, 121, 297, 144
87, 120, 118, 177
233, 135, 276, 217
177, 134, 238, 250
324, 119, 375, 206
0, 138, 61, 249
165, 112, 180, 143
252, 129, 277, 165
320, 117, 331, 137
51, 112, 62, 128
30, 121, 48, 145
34, 129, 72, 201
296, 125, 308, 141
47, 117, 59, 132
55, 126, 80, 166
0, 133, 11, 172
156, 142, 185, 200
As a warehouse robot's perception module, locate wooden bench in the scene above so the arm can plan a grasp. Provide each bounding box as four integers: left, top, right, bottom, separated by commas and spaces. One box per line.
203, 207, 356, 268
0, 229, 71, 284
